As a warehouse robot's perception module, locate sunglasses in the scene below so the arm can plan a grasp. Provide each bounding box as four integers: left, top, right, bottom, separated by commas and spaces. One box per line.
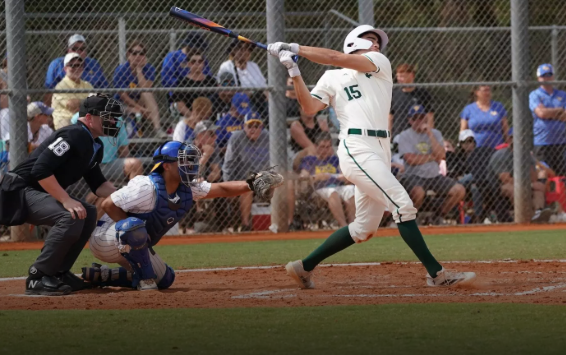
71, 46, 86, 52
129, 50, 146, 56
462, 138, 475, 144
188, 58, 205, 64
221, 81, 235, 87
67, 63, 84, 69
540, 73, 553, 78
247, 124, 262, 129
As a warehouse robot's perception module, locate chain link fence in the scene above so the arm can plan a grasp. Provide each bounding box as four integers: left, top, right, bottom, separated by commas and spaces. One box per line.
1, 0, 566, 241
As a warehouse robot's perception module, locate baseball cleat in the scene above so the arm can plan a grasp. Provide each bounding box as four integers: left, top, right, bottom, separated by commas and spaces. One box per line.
426, 268, 476, 287
137, 279, 158, 291
25, 275, 72, 296
286, 260, 315, 289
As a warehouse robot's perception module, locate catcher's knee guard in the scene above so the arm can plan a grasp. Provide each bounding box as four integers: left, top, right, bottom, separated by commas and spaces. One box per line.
115, 217, 156, 282
156, 265, 175, 289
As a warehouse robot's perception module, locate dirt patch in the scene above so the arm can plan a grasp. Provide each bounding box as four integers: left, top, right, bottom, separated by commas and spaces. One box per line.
1, 260, 566, 310
2, 223, 566, 251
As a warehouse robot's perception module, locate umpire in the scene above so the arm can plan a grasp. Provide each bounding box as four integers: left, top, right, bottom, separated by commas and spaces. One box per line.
0, 94, 123, 296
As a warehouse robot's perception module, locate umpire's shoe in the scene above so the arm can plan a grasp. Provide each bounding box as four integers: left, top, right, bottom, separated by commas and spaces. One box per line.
57, 271, 92, 291
25, 275, 72, 296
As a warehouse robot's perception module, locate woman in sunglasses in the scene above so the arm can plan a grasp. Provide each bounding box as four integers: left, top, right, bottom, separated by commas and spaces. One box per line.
172, 49, 217, 119
113, 40, 165, 138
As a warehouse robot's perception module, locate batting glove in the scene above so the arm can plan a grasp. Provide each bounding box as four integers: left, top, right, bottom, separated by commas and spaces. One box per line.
267, 42, 300, 57
279, 50, 300, 77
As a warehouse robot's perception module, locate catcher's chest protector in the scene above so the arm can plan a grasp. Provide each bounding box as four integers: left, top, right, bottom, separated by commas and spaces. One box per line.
129, 173, 193, 246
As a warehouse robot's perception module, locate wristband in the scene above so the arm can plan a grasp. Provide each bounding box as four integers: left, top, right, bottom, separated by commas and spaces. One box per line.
288, 66, 301, 78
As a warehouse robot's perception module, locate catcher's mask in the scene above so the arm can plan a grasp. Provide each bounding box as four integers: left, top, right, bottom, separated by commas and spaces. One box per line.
79, 93, 124, 144
152, 141, 201, 187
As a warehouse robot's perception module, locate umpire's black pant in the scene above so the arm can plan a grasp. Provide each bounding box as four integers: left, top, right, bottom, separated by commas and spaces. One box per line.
24, 187, 97, 276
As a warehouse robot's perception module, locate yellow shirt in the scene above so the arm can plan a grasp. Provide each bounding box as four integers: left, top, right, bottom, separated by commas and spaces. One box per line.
52, 76, 93, 129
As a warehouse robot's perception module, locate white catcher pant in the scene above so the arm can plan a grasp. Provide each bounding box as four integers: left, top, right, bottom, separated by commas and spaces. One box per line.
88, 218, 168, 283
337, 135, 417, 243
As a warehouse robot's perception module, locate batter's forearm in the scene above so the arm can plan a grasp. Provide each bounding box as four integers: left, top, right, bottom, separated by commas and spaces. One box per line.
298, 46, 346, 67
292, 76, 325, 116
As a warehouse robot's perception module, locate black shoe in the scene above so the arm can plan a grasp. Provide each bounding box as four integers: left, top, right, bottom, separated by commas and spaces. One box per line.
25, 275, 72, 296
58, 271, 92, 291
241, 224, 253, 232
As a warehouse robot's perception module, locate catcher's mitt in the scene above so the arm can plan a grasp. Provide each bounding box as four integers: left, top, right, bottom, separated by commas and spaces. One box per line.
246, 168, 285, 201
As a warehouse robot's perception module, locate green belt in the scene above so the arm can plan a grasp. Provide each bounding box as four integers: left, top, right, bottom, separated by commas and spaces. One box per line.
347, 128, 391, 138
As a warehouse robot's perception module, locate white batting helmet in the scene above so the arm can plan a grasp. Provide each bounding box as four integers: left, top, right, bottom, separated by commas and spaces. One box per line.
343, 25, 389, 54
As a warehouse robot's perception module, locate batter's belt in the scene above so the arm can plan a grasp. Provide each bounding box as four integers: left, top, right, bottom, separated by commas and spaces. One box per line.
347, 128, 391, 138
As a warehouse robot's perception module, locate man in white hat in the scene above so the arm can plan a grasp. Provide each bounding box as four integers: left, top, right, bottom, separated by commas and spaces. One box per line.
268, 25, 476, 288
45, 34, 108, 104
52, 53, 94, 129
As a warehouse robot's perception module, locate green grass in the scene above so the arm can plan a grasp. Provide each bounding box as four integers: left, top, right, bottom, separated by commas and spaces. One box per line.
1, 304, 565, 355
1, 229, 565, 278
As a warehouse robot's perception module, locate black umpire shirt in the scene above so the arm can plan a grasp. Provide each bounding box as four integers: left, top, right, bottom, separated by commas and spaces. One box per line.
390, 88, 435, 137
12, 121, 107, 193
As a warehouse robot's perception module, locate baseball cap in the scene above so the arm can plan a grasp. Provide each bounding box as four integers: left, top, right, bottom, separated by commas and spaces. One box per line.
218, 72, 236, 86
194, 120, 219, 137
408, 104, 426, 117
232, 93, 253, 116
182, 32, 207, 50
64, 52, 83, 66
27, 102, 54, 120
458, 129, 475, 142
244, 112, 263, 125
68, 34, 86, 48
537, 64, 554, 77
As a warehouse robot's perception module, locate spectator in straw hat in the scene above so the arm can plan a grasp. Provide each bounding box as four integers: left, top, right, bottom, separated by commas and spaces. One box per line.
530, 63, 566, 176
52, 53, 94, 129
45, 34, 108, 106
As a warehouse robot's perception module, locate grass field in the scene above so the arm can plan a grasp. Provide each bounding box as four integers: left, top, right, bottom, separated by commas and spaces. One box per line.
1, 229, 565, 354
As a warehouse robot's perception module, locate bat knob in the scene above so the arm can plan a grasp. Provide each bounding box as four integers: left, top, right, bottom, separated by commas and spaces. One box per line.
292, 55, 299, 63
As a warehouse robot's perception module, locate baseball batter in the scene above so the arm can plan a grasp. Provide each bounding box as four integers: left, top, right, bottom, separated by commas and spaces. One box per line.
82, 140, 283, 290
268, 25, 476, 288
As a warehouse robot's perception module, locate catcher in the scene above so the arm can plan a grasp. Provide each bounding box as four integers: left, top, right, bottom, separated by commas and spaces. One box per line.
82, 140, 283, 290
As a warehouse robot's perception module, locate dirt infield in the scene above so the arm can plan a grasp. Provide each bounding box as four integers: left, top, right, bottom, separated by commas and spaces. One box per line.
1, 260, 565, 310
2, 223, 566, 251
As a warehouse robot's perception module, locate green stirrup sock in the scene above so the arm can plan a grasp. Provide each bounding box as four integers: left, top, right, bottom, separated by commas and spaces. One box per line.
302, 226, 355, 272
397, 220, 442, 278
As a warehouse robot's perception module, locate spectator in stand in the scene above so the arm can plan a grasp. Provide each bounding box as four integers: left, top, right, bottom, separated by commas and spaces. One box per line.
530, 63, 566, 176
460, 85, 509, 149
389, 64, 434, 138
210, 72, 237, 121
398, 105, 465, 223
218, 40, 268, 117
1, 54, 7, 109
173, 97, 213, 143
113, 40, 165, 138
222, 114, 269, 231
1, 102, 54, 153
216, 93, 254, 148
289, 105, 329, 156
172, 49, 217, 117
193, 120, 222, 183
286, 76, 301, 120
45, 34, 107, 105
295, 132, 355, 228
489, 128, 552, 223
161, 32, 212, 92
52, 53, 93, 129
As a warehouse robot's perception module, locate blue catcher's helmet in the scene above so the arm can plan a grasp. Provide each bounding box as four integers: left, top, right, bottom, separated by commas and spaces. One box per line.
151, 141, 201, 186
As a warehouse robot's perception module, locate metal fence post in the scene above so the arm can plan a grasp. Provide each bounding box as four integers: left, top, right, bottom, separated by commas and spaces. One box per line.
169, 32, 177, 54
267, 0, 289, 233
551, 25, 558, 79
118, 17, 127, 64
358, 0, 374, 26
511, 0, 532, 223
6, 0, 31, 241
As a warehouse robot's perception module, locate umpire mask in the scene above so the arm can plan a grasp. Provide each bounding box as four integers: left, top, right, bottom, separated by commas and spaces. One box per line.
80, 94, 124, 143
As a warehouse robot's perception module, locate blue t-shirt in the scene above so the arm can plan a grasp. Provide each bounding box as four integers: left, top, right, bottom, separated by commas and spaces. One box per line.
299, 155, 343, 190
113, 62, 156, 101
161, 50, 212, 94
529, 87, 566, 146
216, 113, 244, 148
71, 113, 128, 164
45, 56, 109, 89
460, 101, 507, 148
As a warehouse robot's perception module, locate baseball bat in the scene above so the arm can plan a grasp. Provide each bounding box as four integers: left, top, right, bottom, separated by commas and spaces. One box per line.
169, 7, 298, 62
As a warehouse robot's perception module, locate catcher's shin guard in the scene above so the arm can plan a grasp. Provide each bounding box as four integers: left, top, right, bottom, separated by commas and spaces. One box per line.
115, 218, 157, 286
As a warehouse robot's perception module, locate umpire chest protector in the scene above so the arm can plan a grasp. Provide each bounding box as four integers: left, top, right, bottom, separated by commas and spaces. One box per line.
129, 173, 193, 246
